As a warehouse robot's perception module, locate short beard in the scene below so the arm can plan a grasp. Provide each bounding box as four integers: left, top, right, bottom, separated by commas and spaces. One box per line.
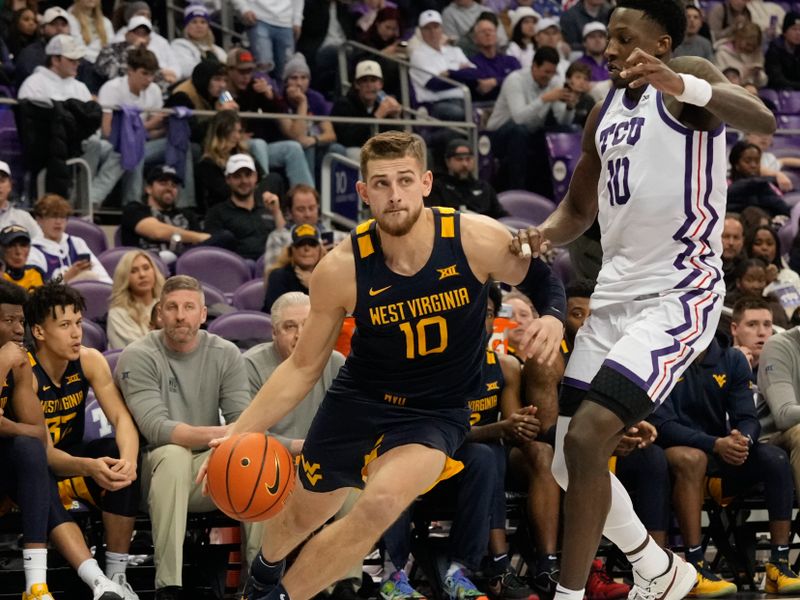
231, 187, 253, 201
376, 202, 423, 237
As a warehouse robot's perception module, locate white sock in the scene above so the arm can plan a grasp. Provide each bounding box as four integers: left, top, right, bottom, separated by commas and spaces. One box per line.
105, 551, 128, 579
626, 537, 669, 580
77, 558, 107, 590
23, 548, 47, 593
555, 583, 585, 600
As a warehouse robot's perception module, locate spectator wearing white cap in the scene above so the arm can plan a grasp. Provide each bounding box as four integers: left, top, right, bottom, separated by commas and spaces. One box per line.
559, 0, 611, 51
65, 0, 114, 63
507, 6, 541, 70
204, 154, 285, 261
442, 0, 508, 49
18, 34, 125, 207
0, 161, 42, 239
171, 4, 227, 80
410, 9, 475, 121
14, 6, 72, 88
330, 60, 402, 159
111, 14, 180, 84
575, 21, 609, 83
231, 0, 302, 79
533, 18, 571, 80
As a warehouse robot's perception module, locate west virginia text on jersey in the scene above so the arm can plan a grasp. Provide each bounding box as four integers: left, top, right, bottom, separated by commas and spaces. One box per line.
30, 351, 88, 450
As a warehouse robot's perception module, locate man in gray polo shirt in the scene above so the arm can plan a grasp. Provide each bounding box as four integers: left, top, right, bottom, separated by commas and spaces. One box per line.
115, 275, 253, 600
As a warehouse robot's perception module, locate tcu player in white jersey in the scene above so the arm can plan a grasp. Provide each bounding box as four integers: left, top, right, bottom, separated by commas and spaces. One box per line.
511, 2, 775, 600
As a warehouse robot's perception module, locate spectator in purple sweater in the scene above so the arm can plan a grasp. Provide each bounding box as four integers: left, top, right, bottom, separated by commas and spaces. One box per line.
575, 21, 609, 84
467, 13, 521, 102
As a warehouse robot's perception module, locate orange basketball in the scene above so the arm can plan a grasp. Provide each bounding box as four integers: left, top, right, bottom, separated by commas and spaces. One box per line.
207, 433, 296, 522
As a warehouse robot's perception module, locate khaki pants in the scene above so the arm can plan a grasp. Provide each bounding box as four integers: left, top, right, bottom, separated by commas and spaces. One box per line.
772, 423, 800, 493
245, 488, 364, 591
141, 444, 258, 589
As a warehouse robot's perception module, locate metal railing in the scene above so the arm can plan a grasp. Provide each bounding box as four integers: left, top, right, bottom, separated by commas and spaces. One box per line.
336, 40, 479, 169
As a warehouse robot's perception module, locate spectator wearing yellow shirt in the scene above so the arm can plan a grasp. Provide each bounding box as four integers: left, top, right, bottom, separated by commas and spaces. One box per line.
1, 225, 44, 291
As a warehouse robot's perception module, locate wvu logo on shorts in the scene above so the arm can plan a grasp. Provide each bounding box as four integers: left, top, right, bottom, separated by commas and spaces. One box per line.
65, 373, 81, 385
437, 265, 459, 280
712, 374, 727, 388
384, 393, 407, 406
300, 456, 323, 486
486, 381, 499, 392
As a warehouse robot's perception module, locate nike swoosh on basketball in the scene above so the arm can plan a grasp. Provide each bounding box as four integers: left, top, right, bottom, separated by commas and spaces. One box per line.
266, 454, 281, 495
369, 285, 391, 296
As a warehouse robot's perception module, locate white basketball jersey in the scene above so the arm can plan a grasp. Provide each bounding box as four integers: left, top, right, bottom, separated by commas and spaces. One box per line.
592, 86, 727, 309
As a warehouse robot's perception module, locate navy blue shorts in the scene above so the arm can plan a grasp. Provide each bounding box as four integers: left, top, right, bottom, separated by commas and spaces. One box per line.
298, 389, 470, 492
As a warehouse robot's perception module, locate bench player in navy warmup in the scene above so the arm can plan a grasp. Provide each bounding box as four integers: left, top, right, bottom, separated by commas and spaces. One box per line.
199, 130, 567, 600
510, 2, 776, 600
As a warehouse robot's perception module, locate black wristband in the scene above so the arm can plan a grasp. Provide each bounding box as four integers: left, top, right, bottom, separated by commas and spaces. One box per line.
515, 257, 566, 323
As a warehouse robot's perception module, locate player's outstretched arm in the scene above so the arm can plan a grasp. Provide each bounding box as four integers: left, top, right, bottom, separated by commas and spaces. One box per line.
621, 51, 775, 135
462, 215, 565, 365
227, 245, 355, 437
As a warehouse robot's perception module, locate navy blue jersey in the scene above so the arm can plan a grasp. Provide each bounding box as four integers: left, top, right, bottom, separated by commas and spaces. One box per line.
0, 372, 15, 421
340, 208, 489, 409
468, 348, 505, 426
30, 352, 89, 450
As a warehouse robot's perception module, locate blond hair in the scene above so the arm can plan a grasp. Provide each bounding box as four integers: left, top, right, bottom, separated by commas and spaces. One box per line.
360, 131, 427, 179
110, 251, 165, 325
73, 1, 108, 47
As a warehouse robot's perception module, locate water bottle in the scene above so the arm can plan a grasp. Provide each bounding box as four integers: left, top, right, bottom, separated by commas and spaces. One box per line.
376, 91, 387, 104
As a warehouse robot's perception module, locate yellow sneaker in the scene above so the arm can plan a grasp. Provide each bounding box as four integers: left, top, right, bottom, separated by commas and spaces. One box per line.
687, 563, 737, 598
22, 583, 55, 599
765, 561, 800, 594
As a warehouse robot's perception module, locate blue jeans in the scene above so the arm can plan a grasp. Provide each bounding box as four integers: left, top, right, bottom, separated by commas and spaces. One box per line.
267, 140, 314, 187
247, 21, 294, 77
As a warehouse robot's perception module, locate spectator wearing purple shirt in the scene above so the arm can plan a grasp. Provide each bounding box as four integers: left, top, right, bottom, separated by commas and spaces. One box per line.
575, 21, 609, 83
468, 14, 522, 102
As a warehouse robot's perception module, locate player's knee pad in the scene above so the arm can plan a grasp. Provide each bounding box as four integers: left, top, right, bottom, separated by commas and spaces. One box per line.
586, 366, 653, 428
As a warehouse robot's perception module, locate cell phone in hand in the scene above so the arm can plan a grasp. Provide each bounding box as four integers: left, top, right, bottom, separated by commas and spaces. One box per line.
75, 253, 91, 263
321, 231, 335, 245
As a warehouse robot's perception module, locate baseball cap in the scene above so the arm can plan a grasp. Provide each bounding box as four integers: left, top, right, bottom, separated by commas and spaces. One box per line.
225, 154, 256, 175
184, 3, 209, 25
0, 225, 30, 246
355, 60, 383, 80
227, 48, 256, 69
445, 138, 472, 158
534, 17, 560, 35
42, 6, 70, 25
146, 164, 183, 184
128, 15, 153, 32
291, 223, 322, 246
784, 11, 800, 32
45, 34, 86, 60
509, 7, 542, 33
582, 21, 607, 38
0, 161, 10, 177
419, 9, 443, 28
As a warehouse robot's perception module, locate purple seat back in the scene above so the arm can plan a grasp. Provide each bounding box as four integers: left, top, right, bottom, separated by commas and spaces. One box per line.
81, 318, 107, 352
498, 216, 536, 230
497, 191, 556, 225
207, 310, 272, 349
779, 91, 800, 115
98, 247, 169, 279
66, 218, 108, 256
778, 115, 800, 130
545, 132, 582, 202
232, 279, 266, 311
83, 396, 114, 442
72, 281, 112, 323
760, 89, 780, 111
175, 247, 252, 295
551, 251, 575, 285
202, 282, 229, 307
103, 348, 123, 374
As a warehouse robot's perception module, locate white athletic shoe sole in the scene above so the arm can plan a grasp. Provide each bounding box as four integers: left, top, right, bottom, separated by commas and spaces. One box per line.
628, 550, 698, 600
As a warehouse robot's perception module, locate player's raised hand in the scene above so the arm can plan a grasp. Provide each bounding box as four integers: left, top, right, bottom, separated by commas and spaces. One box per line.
620, 48, 684, 95
0, 340, 28, 370
516, 315, 564, 366
509, 226, 550, 259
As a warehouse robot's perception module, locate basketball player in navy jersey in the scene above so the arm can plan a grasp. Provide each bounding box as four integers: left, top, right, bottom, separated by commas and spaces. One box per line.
26, 282, 141, 600
510, 2, 776, 600
197, 130, 567, 600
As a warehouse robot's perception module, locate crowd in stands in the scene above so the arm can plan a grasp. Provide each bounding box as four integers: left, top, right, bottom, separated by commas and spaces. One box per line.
1, 1, 800, 600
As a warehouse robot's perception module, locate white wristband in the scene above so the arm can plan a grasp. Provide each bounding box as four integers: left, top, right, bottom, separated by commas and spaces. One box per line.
675, 73, 712, 107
